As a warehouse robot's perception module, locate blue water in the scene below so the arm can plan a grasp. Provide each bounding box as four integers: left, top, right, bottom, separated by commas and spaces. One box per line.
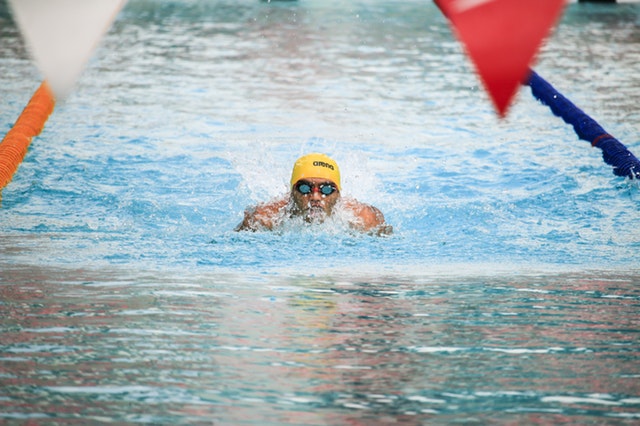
1, 0, 639, 423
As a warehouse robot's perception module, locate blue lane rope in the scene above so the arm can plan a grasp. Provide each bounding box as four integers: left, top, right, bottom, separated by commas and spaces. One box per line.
526, 69, 640, 180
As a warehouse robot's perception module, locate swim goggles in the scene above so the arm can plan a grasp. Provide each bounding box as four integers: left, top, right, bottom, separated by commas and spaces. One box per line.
295, 181, 338, 196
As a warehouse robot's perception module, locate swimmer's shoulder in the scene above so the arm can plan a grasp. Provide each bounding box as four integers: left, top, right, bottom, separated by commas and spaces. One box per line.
342, 198, 392, 235
255, 197, 289, 215
236, 197, 289, 231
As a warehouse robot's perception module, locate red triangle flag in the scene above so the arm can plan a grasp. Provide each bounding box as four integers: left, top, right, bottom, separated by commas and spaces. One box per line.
434, 0, 566, 117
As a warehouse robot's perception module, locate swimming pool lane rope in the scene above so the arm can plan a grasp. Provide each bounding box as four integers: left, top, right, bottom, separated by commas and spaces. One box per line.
0, 81, 55, 192
526, 69, 640, 181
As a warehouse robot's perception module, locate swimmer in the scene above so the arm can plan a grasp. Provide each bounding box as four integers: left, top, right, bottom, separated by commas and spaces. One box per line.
236, 153, 392, 235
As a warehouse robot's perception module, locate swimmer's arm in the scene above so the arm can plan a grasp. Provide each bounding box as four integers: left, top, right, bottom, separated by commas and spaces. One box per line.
345, 200, 393, 235
235, 198, 288, 231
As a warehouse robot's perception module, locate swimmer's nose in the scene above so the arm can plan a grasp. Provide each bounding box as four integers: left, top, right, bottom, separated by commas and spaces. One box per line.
309, 190, 323, 201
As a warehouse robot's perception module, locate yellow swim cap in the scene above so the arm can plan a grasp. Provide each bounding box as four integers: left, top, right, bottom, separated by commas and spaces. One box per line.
290, 153, 341, 191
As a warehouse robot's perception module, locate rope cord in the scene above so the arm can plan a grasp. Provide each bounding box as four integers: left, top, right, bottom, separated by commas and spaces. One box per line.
0, 81, 55, 191
526, 70, 640, 180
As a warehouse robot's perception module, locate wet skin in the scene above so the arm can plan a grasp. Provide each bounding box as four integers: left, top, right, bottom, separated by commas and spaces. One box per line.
236, 178, 390, 234
290, 178, 340, 222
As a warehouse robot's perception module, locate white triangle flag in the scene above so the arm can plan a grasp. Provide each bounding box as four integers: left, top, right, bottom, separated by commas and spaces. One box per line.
8, 0, 127, 97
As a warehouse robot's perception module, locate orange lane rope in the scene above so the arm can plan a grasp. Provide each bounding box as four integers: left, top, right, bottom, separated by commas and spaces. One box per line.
0, 81, 55, 191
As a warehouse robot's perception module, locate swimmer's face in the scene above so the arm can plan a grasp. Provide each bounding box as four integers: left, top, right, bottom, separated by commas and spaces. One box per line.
291, 178, 340, 221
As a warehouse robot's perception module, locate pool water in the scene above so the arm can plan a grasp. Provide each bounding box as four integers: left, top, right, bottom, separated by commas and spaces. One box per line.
1, 0, 639, 423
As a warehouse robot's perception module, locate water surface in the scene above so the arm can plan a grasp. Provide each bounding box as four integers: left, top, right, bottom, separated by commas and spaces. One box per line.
1, 0, 639, 423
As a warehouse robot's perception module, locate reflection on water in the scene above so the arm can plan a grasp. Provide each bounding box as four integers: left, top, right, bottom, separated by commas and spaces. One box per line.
2, 265, 639, 424
1, 0, 640, 423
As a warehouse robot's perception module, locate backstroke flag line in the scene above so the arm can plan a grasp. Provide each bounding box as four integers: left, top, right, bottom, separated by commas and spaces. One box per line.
434, 0, 566, 117
7, 0, 127, 98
